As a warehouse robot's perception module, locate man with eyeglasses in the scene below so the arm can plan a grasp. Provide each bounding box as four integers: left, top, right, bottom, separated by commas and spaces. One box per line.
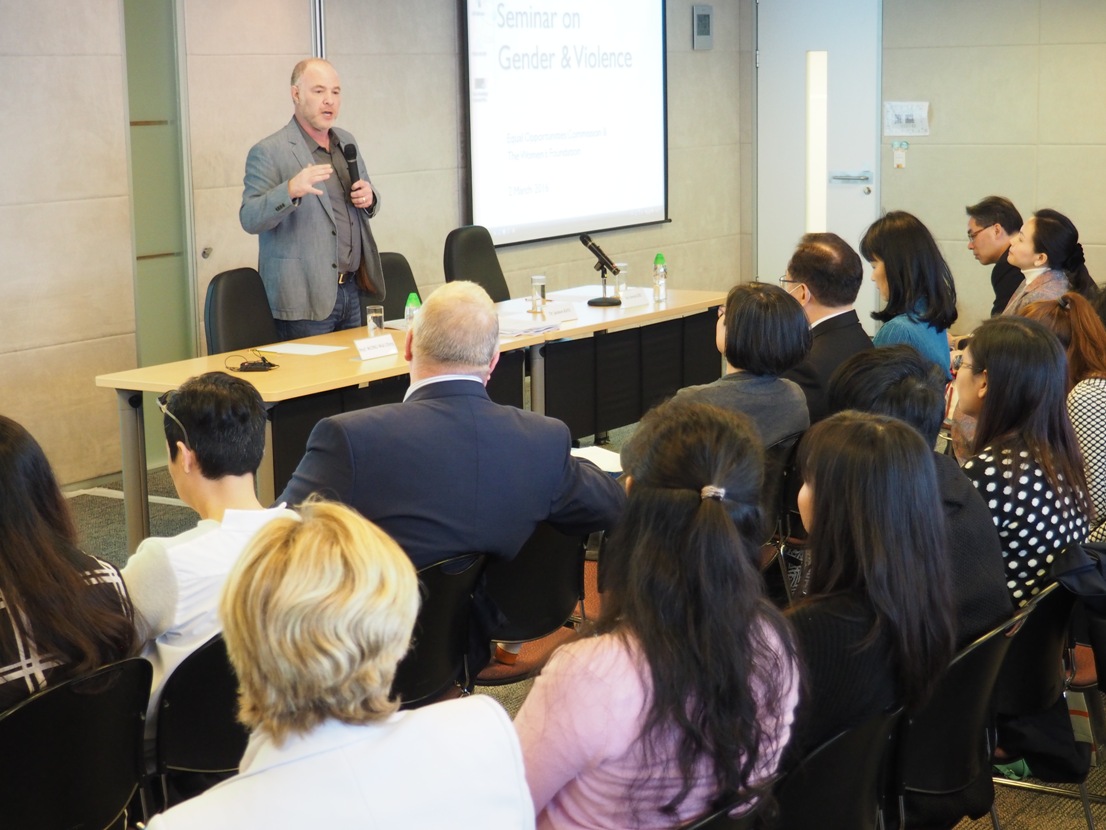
778, 233, 874, 423
966, 196, 1024, 317
121, 372, 297, 761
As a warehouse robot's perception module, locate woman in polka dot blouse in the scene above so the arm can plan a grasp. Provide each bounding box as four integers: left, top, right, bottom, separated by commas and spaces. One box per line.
954, 316, 1091, 606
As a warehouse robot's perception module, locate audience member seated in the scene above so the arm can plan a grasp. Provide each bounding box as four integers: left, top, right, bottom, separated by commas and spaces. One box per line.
146, 500, 534, 829
1021, 293, 1106, 543
0, 416, 135, 712
827, 345, 1011, 646
860, 211, 958, 380
514, 399, 799, 829
121, 372, 296, 741
780, 232, 874, 423
954, 317, 1090, 606
676, 281, 810, 446
965, 195, 1025, 317
278, 281, 625, 666
786, 412, 955, 759
1003, 208, 1097, 315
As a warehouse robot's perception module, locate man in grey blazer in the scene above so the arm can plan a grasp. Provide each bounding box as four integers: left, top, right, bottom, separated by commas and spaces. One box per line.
241, 58, 385, 340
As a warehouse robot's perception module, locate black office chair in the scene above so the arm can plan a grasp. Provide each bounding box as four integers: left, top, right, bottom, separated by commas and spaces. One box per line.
0, 658, 151, 830
155, 634, 249, 810
392, 554, 488, 709
443, 225, 511, 302
475, 523, 588, 686
888, 605, 1032, 830
689, 708, 903, 830
760, 430, 805, 605
376, 251, 422, 322
204, 267, 279, 353
990, 583, 1096, 829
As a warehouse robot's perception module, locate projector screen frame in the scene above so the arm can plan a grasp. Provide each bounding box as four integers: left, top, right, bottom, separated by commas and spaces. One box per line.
459, 0, 670, 248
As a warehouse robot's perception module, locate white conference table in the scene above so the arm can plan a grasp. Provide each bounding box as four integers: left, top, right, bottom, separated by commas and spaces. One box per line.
95, 285, 723, 552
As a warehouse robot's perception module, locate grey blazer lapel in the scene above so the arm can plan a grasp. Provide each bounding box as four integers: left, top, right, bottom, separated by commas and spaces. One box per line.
283, 121, 337, 227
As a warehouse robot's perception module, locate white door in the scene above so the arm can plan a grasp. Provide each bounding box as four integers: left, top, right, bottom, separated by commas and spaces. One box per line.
756, 0, 882, 334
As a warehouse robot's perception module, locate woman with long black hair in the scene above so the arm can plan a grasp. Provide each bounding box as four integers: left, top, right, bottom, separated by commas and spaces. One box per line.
0, 416, 135, 711
514, 399, 799, 828
953, 316, 1090, 604
787, 411, 956, 756
1003, 208, 1097, 315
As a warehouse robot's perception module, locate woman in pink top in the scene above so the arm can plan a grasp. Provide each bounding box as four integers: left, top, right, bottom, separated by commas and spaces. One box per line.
514, 399, 800, 829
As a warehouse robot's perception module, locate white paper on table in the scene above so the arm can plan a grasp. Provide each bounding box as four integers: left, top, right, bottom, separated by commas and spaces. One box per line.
498, 314, 560, 337
571, 445, 622, 473
256, 343, 347, 356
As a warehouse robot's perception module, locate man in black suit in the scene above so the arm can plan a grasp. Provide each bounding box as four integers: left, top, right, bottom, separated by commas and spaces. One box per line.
780, 233, 874, 423
277, 280, 625, 570
966, 195, 1024, 317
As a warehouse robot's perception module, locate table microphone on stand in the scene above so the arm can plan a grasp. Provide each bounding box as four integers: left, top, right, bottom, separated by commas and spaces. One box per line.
581, 234, 622, 307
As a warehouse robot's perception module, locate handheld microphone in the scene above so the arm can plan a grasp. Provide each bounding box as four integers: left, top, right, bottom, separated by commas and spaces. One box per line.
579, 234, 620, 275
343, 144, 362, 189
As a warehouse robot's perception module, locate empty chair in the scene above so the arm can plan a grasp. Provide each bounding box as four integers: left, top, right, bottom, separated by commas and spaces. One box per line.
476, 522, 588, 685
443, 225, 511, 302
204, 267, 279, 353
391, 554, 488, 708
0, 658, 151, 830
155, 635, 250, 810
378, 251, 422, 322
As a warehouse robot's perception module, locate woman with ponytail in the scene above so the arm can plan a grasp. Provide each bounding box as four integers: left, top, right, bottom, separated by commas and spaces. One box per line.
514, 399, 799, 828
786, 411, 956, 756
1003, 208, 1097, 315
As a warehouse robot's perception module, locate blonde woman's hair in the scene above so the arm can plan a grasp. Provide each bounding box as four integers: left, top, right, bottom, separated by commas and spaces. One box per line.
220, 499, 419, 744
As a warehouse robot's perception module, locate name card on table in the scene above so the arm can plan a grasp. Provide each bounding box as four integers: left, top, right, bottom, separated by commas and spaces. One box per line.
542, 301, 578, 322
619, 287, 651, 309
353, 335, 399, 361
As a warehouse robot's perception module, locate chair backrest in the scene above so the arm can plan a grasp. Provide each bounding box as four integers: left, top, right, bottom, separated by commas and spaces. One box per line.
774, 707, 903, 830
392, 554, 488, 708
0, 658, 152, 830
762, 430, 804, 543
892, 606, 1030, 808
157, 634, 249, 777
377, 251, 422, 322
483, 522, 586, 643
443, 225, 511, 302
994, 582, 1076, 716
204, 267, 279, 353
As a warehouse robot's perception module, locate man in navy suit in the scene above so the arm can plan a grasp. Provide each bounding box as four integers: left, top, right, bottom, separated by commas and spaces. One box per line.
241, 59, 384, 340
278, 281, 625, 570
780, 233, 874, 423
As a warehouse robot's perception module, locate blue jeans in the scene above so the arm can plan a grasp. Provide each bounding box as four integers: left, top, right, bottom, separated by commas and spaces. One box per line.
274, 280, 363, 340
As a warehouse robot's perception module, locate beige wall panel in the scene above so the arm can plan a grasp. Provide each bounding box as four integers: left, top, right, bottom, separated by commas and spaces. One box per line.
667, 49, 741, 150
669, 144, 740, 239
182, 0, 307, 55
883, 0, 1039, 49
880, 145, 1038, 240
1, 334, 136, 485
339, 54, 461, 175
327, 0, 458, 55
190, 184, 260, 328
1036, 146, 1106, 243
1039, 45, 1106, 145
882, 46, 1037, 146
0, 198, 134, 354
1084, 244, 1106, 287
739, 232, 753, 283
0, 0, 121, 54
187, 54, 307, 190
1040, 1, 1106, 45
0, 55, 129, 205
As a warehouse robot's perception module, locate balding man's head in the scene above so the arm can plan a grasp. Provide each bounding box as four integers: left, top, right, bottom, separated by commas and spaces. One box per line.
786, 233, 864, 308
409, 281, 500, 380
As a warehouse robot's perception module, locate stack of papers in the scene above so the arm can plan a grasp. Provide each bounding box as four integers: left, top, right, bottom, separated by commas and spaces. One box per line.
498, 314, 560, 337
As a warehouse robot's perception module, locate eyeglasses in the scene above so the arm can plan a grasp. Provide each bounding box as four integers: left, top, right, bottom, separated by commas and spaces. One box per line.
778, 275, 800, 288
157, 390, 191, 450
951, 354, 982, 374
967, 225, 994, 242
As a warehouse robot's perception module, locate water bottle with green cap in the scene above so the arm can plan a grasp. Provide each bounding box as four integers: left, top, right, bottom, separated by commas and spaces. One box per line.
404, 293, 422, 325
653, 252, 667, 302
